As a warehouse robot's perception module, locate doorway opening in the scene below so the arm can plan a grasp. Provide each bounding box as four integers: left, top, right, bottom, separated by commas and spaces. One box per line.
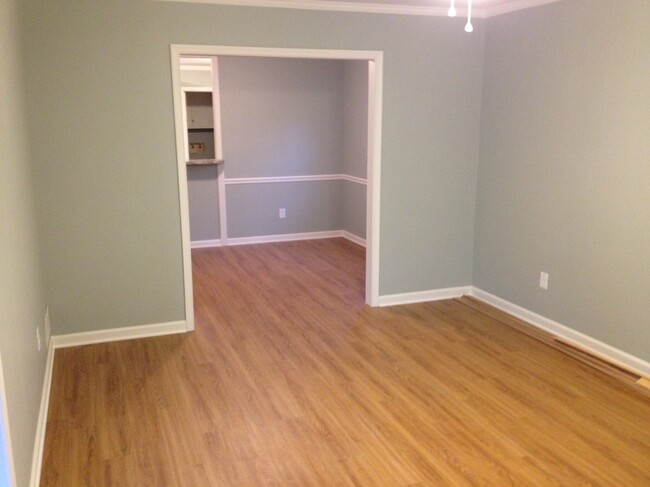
170, 46, 383, 331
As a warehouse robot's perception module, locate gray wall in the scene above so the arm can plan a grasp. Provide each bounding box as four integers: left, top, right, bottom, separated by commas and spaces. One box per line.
342, 61, 368, 179
341, 60, 369, 239
0, 0, 49, 484
190, 57, 348, 240
220, 57, 345, 178
474, 0, 650, 360
22, 0, 484, 334
188, 166, 221, 241
341, 180, 367, 239
188, 57, 369, 242
227, 181, 343, 237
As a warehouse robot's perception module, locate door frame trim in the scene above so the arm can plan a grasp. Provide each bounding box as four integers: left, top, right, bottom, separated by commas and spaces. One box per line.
170, 45, 383, 331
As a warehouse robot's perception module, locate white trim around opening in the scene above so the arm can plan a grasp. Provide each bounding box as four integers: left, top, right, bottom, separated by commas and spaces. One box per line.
170, 45, 383, 326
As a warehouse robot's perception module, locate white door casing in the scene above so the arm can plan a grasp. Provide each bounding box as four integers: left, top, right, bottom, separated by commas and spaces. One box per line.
170, 45, 383, 331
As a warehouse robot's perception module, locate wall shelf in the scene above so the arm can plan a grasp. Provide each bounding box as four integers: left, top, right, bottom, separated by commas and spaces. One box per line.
186, 159, 225, 166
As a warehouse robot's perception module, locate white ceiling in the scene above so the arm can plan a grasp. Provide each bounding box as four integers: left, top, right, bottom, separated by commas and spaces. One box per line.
160, 0, 563, 17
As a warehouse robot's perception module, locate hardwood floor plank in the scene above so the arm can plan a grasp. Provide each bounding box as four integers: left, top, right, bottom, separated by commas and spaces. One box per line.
41, 238, 650, 486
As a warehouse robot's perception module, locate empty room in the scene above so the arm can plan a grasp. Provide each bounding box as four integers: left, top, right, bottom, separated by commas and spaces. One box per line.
1, 0, 648, 486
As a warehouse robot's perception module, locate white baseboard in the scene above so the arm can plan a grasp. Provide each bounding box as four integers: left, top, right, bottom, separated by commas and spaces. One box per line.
227, 230, 342, 246
50, 320, 188, 349
191, 238, 222, 249
340, 231, 366, 247
469, 287, 650, 378
378, 286, 471, 307
191, 230, 366, 249
29, 341, 55, 487
29, 319, 188, 485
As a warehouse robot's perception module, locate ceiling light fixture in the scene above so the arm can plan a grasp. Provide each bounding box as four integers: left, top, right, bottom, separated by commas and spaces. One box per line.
449, 0, 473, 32
448, 0, 456, 17
465, 0, 474, 32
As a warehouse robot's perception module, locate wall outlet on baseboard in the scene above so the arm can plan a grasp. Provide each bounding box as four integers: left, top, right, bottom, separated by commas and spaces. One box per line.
44, 306, 51, 348
539, 272, 549, 290
279, 208, 286, 219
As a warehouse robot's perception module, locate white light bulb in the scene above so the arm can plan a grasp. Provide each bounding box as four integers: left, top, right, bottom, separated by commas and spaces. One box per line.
465, 0, 473, 33
448, 0, 456, 17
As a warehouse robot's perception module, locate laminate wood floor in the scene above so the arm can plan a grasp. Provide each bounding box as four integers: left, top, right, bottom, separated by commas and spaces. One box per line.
41, 238, 650, 486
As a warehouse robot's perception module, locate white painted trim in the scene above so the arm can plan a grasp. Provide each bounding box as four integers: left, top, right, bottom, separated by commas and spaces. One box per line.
170, 48, 196, 332
180, 57, 212, 66
28, 342, 55, 487
484, 0, 563, 17
171, 45, 382, 310
156, 0, 487, 17
366, 58, 381, 306
211, 57, 229, 245
0, 352, 17, 487
377, 286, 471, 307
469, 287, 650, 378
227, 231, 341, 246
172, 45, 382, 61
192, 238, 223, 249
340, 174, 367, 185
157, 0, 563, 17
28, 319, 189, 485
180, 65, 212, 72
191, 230, 365, 248
225, 174, 340, 185
181, 86, 211, 93
341, 230, 366, 247
224, 173, 367, 185
50, 321, 188, 349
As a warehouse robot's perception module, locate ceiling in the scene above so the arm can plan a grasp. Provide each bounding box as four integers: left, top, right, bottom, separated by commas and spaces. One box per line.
316, 0, 545, 7
160, 0, 563, 17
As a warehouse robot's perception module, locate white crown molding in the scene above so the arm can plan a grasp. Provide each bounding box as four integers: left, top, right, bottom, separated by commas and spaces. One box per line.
378, 286, 471, 307
157, 0, 563, 18
483, 0, 562, 17
156, 0, 488, 17
469, 287, 650, 377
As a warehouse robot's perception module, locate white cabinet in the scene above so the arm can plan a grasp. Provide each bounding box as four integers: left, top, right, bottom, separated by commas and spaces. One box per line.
185, 91, 214, 129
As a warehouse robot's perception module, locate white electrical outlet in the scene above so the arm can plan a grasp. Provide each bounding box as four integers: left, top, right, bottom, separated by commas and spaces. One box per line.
279, 208, 286, 219
36, 327, 42, 352
44, 306, 51, 348
539, 272, 549, 290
